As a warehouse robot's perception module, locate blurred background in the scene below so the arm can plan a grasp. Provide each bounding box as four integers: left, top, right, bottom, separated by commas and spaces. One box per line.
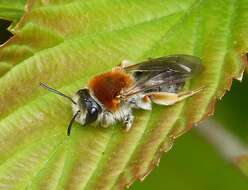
1, 18, 248, 190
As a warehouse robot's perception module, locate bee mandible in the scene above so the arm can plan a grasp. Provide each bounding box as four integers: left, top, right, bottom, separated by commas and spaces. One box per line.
40, 54, 204, 136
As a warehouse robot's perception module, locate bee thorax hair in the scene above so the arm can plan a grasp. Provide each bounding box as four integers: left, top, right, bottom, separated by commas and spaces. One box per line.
89, 69, 134, 111
99, 104, 134, 131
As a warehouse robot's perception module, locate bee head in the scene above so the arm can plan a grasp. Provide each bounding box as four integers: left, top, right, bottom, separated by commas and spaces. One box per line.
73, 88, 102, 126
39, 83, 102, 136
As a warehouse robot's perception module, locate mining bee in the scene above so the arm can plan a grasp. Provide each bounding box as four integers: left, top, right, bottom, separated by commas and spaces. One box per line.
40, 54, 204, 136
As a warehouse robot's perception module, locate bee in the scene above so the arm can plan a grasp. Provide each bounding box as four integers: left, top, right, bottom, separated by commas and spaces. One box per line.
40, 54, 204, 136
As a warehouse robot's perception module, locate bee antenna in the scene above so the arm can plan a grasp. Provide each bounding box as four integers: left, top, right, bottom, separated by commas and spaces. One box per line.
67, 110, 80, 136
40, 82, 76, 105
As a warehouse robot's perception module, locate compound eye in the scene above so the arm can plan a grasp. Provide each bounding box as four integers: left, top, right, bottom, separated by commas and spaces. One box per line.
90, 107, 97, 115
85, 106, 99, 124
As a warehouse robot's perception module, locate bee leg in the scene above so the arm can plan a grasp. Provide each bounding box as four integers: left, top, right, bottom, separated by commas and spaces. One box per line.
149, 87, 204, 106
123, 112, 134, 131
101, 111, 115, 128
128, 95, 152, 110
120, 59, 136, 68
139, 95, 152, 110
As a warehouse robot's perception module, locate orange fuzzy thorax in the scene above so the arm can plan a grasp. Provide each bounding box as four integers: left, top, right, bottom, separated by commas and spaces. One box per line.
89, 68, 133, 111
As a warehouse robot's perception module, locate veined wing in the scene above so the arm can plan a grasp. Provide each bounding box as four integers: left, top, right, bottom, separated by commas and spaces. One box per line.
124, 54, 202, 73
122, 54, 203, 97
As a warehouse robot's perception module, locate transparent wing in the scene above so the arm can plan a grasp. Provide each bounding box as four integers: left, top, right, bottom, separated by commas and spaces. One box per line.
122, 54, 203, 97
124, 54, 202, 73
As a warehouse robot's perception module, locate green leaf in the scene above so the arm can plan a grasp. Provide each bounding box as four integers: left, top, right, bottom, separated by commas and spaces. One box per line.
0, 0, 247, 189
0, 0, 25, 25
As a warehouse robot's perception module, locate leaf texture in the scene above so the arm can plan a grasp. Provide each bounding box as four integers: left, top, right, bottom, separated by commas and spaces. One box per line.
0, 0, 25, 25
0, 0, 248, 189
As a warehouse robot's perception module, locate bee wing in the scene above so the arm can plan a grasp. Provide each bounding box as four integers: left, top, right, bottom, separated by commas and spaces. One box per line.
122, 54, 202, 97
124, 54, 202, 73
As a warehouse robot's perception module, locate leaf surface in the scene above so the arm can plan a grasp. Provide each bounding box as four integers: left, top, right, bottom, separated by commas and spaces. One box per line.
0, 0, 25, 24
0, 0, 247, 189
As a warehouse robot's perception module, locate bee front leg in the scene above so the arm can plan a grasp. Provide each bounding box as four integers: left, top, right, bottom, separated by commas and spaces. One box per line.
123, 112, 134, 131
